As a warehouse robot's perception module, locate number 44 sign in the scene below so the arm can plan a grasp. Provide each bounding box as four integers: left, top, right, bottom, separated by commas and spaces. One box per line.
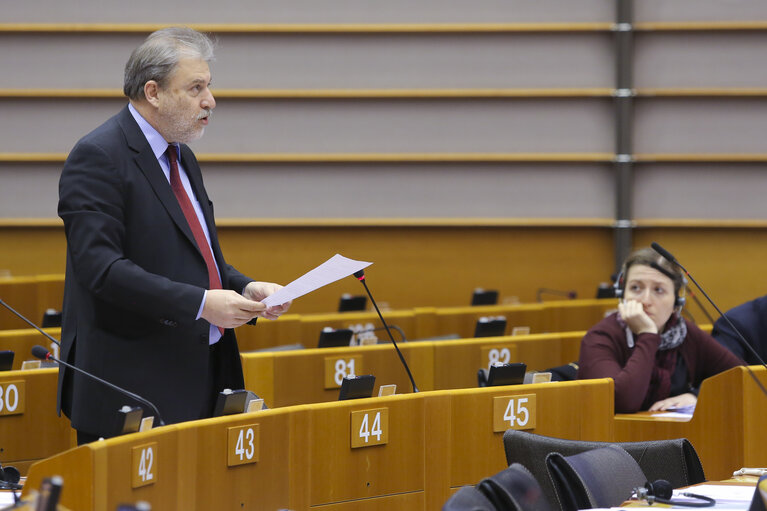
350, 408, 389, 448
492, 394, 536, 432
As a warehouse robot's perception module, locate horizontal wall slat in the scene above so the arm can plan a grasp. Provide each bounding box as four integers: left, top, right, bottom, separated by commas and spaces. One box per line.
635, 1, 767, 24
0, 23, 617, 33
9, 88, 767, 99
634, 154, 767, 162
0, 98, 615, 153
633, 163, 767, 220
0, 161, 614, 218
0, 218, 615, 228
0, 153, 616, 164
4, 21, 767, 33
0, 32, 613, 89
0, 89, 617, 99
635, 32, 767, 88
634, 98, 767, 153
634, 21, 767, 31
9, 217, 767, 229
6, 153, 767, 164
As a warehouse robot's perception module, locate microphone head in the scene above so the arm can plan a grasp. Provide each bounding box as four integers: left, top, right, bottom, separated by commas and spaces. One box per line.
31, 345, 50, 360
650, 242, 677, 263
353, 269, 365, 280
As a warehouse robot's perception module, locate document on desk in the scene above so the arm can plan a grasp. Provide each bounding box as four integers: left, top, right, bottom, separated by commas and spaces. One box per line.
673, 484, 755, 509
261, 254, 372, 307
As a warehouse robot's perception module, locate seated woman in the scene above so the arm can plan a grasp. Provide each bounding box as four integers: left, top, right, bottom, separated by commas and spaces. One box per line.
577, 247, 741, 413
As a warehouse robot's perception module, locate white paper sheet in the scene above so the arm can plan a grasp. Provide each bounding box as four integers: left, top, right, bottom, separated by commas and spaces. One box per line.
261, 254, 372, 307
672, 484, 756, 510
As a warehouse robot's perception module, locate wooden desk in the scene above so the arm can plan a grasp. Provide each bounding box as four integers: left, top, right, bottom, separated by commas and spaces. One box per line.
0, 368, 73, 474
24, 379, 616, 511
242, 341, 434, 406
614, 366, 767, 481
432, 332, 583, 390
0, 275, 64, 331
0, 328, 61, 370
241, 331, 586, 407
234, 299, 616, 351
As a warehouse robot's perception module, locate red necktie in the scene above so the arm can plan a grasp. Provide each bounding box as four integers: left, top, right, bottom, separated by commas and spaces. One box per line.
167, 146, 225, 335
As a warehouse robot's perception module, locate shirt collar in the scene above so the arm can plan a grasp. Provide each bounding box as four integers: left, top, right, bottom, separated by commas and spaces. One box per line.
128, 103, 175, 160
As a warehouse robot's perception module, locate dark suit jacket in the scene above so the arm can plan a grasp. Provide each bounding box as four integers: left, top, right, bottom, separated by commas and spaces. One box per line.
58, 106, 252, 436
711, 295, 767, 366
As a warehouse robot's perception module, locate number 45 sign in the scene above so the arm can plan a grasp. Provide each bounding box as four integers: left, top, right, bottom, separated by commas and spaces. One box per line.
492, 394, 536, 432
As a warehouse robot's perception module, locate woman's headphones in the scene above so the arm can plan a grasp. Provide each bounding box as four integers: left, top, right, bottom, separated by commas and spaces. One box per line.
634, 479, 715, 507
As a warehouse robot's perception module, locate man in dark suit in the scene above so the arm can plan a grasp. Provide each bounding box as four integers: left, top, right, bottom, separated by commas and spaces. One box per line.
711, 294, 767, 366
58, 27, 289, 443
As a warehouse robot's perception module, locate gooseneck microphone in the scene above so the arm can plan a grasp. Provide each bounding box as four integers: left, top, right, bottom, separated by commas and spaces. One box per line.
353, 269, 419, 393
651, 242, 767, 369
650, 242, 767, 397
0, 297, 60, 346
31, 345, 165, 426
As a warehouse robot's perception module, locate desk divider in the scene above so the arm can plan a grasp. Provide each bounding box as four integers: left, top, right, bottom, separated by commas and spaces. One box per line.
614, 365, 767, 481
24, 379, 615, 511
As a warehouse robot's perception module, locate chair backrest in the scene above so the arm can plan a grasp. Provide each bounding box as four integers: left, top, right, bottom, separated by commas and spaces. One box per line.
749, 474, 767, 511
476, 463, 551, 511
442, 486, 496, 511
443, 463, 551, 511
502, 430, 706, 510
546, 445, 646, 511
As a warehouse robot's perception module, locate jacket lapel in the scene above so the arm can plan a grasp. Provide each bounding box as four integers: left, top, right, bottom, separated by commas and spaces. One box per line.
117, 107, 199, 251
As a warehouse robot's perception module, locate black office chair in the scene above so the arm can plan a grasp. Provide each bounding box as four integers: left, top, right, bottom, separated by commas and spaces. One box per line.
503, 430, 705, 511
443, 463, 550, 511
546, 445, 646, 511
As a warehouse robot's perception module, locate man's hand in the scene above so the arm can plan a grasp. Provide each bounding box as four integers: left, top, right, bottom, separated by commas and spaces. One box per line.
243, 281, 292, 320
201, 289, 265, 328
618, 299, 658, 335
649, 392, 697, 411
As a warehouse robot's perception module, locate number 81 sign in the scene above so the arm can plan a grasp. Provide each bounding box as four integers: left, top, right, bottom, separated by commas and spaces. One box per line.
493, 394, 536, 432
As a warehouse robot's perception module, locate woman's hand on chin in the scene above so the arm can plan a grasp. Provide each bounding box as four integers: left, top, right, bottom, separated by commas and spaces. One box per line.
618, 299, 658, 335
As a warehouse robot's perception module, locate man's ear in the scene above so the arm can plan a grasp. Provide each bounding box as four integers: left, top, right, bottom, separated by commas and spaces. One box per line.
144, 80, 161, 107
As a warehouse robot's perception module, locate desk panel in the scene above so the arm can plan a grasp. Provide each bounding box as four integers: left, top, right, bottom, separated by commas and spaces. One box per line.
236, 310, 418, 351
234, 299, 615, 351
446, 379, 614, 488
0, 368, 72, 471
0, 328, 61, 370
614, 366, 767, 481
24, 380, 616, 511
0, 275, 64, 331
432, 332, 584, 390
304, 396, 427, 507
242, 342, 434, 407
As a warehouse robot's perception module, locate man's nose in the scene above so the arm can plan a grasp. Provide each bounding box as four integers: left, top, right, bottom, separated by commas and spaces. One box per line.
202, 89, 216, 109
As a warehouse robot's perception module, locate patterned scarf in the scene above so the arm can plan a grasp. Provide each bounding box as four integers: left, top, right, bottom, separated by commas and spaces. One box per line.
619, 310, 687, 351
617, 311, 688, 408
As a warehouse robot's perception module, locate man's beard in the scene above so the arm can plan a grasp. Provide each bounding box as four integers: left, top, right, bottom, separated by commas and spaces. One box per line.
160, 104, 211, 144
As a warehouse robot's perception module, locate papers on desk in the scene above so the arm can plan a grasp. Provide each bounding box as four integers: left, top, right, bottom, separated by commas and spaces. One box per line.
651, 403, 696, 419
599, 484, 758, 510
673, 484, 756, 509
651, 410, 694, 419
0, 491, 18, 506
261, 254, 372, 307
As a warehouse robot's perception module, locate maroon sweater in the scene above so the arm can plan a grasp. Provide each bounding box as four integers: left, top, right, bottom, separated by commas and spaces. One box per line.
577, 313, 741, 413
